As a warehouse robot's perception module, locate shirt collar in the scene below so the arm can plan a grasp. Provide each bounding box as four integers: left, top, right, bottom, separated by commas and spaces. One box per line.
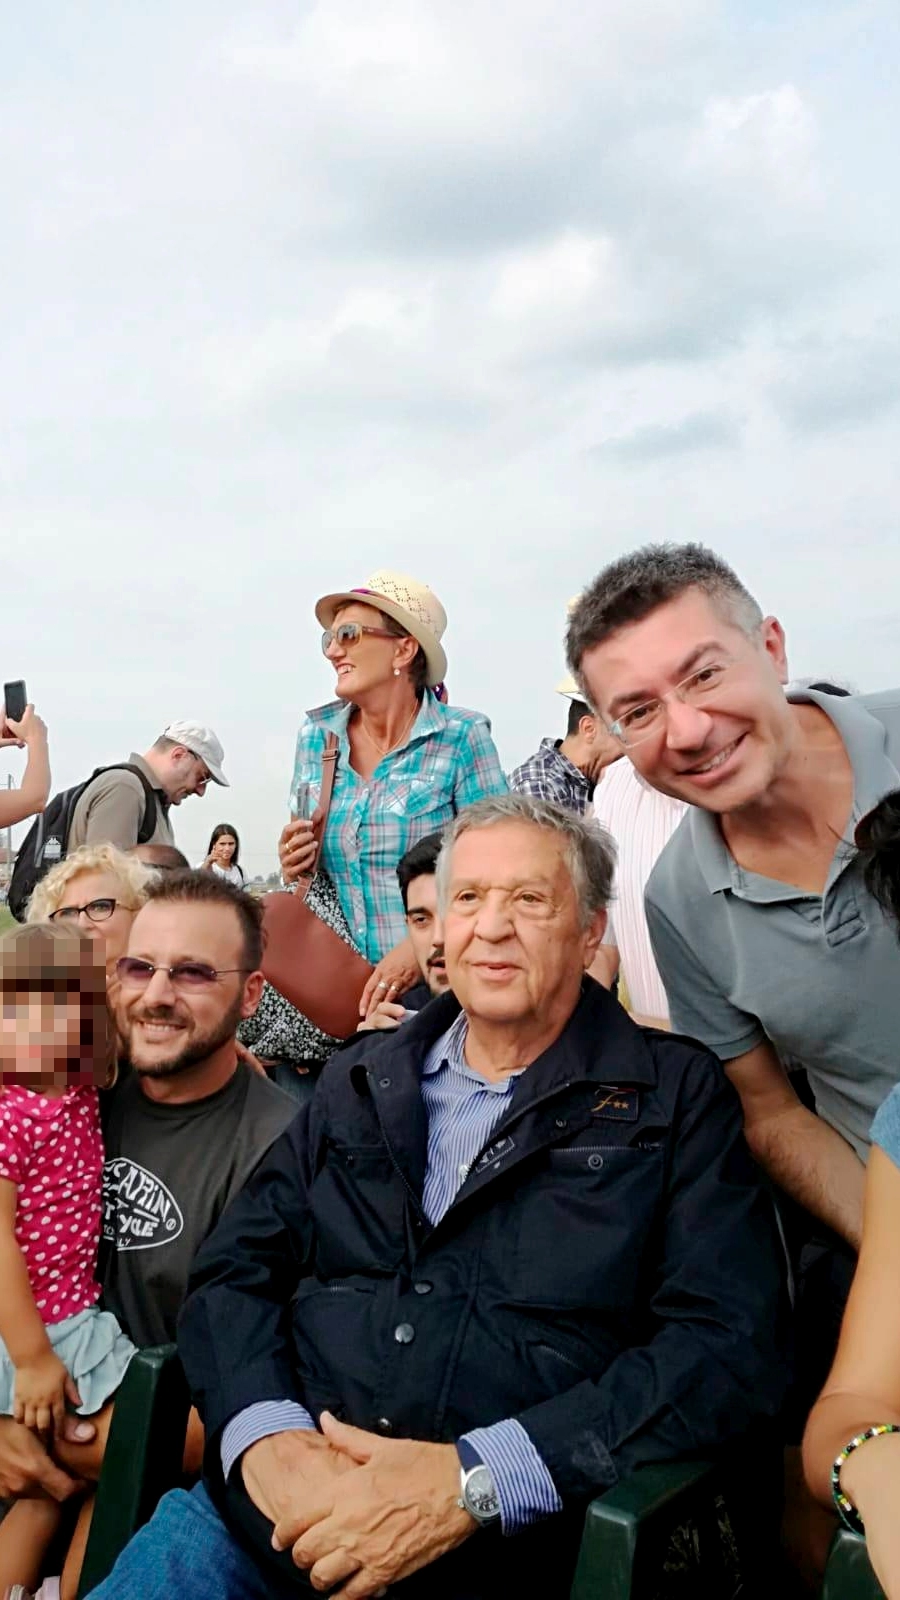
539, 738, 590, 793
306, 693, 447, 749
421, 1011, 519, 1093
690, 687, 900, 895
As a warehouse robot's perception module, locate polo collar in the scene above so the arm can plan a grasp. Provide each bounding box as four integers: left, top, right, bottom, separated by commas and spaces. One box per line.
690, 688, 900, 896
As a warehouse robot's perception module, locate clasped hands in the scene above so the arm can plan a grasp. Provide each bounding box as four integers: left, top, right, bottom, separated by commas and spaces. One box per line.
242, 1413, 476, 1598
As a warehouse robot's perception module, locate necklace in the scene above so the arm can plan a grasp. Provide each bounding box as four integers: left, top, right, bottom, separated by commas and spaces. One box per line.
357, 703, 418, 758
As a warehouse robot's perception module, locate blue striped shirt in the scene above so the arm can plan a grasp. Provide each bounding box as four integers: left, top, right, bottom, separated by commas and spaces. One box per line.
221, 1016, 563, 1532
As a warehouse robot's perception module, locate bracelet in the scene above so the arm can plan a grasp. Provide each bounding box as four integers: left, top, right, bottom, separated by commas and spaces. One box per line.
832, 1424, 900, 1532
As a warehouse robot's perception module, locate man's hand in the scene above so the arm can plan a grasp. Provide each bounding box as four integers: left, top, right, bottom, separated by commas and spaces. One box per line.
0, 1414, 91, 1501
14, 1350, 80, 1437
272, 1413, 475, 1599
241, 1428, 356, 1530
357, 1001, 408, 1033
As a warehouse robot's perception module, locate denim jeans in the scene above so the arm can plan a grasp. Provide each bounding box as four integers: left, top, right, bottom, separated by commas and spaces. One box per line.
84, 1483, 301, 1600
85, 1478, 577, 1599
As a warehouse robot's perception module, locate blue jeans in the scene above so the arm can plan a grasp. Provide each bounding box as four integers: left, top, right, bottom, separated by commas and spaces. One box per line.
85, 1478, 574, 1599
84, 1483, 301, 1599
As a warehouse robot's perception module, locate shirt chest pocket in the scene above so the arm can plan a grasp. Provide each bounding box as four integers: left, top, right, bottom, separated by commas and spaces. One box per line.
311, 1144, 409, 1278
379, 771, 455, 826
505, 1142, 666, 1310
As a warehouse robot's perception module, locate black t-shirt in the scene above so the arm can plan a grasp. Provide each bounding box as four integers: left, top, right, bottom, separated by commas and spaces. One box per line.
100, 1064, 296, 1348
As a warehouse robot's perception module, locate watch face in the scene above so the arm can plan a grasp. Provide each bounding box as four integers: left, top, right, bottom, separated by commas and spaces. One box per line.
465, 1465, 500, 1521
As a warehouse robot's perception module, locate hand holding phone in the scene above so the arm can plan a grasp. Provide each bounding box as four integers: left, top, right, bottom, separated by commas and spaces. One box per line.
3, 680, 27, 725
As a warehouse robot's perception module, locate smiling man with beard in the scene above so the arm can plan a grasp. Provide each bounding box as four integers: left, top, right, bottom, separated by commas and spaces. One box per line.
99, 872, 296, 1350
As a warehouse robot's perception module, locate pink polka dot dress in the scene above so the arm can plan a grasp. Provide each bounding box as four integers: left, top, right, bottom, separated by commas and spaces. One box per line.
0, 1082, 135, 1416
0, 1083, 103, 1323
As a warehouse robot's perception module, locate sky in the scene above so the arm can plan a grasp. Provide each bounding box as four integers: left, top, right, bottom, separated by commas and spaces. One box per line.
2, 0, 898, 875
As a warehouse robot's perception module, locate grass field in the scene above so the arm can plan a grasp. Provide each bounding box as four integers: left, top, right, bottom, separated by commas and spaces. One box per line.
0, 906, 15, 933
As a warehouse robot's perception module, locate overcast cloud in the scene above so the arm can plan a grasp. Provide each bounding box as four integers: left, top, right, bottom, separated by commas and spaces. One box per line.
2, 0, 898, 873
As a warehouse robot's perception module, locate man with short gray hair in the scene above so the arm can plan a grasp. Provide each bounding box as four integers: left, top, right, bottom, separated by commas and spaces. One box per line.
90, 794, 788, 1600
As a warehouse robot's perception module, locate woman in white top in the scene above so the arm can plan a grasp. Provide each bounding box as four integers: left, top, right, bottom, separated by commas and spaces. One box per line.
200, 824, 245, 887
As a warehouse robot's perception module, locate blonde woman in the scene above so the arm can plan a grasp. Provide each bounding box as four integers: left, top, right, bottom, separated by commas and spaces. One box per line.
27, 846, 154, 1015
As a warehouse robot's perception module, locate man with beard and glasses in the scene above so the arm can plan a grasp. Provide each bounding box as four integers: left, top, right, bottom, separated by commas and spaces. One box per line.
99, 872, 296, 1349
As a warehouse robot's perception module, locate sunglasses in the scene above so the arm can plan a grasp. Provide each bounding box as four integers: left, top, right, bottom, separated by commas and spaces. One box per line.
115, 957, 250, 991
50, 898, 121, 925
321, 622, 398, 655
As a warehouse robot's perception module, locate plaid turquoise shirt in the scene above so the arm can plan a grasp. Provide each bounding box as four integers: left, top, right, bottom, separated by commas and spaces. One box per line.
291, 695, 508, 962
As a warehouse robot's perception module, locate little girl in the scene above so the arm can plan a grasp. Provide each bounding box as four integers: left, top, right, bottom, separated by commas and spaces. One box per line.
0, 922, 135, 1600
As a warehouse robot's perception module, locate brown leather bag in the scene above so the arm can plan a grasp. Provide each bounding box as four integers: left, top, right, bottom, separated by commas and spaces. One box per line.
260, 735, 373, 1039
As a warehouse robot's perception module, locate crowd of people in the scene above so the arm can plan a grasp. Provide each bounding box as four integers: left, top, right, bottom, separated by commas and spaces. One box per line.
0, 550, 899, 1599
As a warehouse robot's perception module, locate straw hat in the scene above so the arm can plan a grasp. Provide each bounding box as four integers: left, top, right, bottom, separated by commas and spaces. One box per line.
315, 570, 448, 688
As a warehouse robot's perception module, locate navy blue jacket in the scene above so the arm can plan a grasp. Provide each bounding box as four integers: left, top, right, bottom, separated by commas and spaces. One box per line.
179, 981, 789, 1591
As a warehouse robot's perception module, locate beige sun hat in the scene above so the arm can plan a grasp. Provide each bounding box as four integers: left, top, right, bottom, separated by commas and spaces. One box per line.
315, 570, 448, 687
556, 595, 584, 700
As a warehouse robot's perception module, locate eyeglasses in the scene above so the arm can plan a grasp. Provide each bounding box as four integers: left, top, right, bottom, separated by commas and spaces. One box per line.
321, 622, 398, 654
50, 898, 121, 924
115, 957, 250, 991
608, 661, 738, 747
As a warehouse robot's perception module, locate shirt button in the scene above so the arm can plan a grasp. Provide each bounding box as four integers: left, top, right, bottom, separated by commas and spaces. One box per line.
413, 1281, 433, 1296
555, 1118, 567, 1129
375, 1417, 394, 1434
458, 1163, 469, 1180
379, 1077, 392, 1090
588, 1153, 604, 1170
394, 1323, 416, 1345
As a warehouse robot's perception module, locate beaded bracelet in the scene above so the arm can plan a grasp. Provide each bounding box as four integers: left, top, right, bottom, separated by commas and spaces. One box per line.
832, 1424, 900, 1532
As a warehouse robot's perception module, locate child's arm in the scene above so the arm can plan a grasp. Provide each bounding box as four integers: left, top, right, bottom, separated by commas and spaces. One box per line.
0, 1180, 79, 1435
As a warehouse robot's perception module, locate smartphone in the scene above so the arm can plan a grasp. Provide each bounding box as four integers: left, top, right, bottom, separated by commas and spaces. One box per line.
3, 680, 27, 724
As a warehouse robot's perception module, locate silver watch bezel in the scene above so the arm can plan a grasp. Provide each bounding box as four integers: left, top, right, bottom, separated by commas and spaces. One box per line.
458, 1462, 501, 1525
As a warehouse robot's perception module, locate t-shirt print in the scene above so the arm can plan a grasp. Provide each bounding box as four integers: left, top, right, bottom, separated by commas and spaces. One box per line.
102, 1157, 185, 1251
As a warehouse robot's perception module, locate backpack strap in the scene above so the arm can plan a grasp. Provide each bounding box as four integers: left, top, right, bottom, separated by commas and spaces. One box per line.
93, 763, 160, 845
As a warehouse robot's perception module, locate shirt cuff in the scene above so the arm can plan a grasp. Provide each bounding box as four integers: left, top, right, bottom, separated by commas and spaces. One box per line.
220, 1400, 316, 1481
460, 1419, 562, 1534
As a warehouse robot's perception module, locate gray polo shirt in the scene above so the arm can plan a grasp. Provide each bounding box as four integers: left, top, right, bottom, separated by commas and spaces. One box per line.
68, 751, 174, 853
645, 688, 900, 1159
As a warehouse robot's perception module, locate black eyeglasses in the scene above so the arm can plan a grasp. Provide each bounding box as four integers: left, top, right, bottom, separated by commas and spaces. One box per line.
50, 898, 120, 925
115, 957, 251, 991
321, 622, 398, 654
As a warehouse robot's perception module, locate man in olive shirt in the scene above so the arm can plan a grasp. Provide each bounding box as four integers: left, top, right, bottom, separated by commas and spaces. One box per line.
101, 871, 296, 1347
67, 721, 228, 855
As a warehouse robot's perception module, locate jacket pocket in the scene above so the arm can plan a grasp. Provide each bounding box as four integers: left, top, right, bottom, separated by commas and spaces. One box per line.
310, 1144, 408, 1276
505, 1143, 665, 1309
290, 1277, 381, 1413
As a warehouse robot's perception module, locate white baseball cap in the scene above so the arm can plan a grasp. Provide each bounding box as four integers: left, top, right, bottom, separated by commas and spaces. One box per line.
162, 721, 228, 786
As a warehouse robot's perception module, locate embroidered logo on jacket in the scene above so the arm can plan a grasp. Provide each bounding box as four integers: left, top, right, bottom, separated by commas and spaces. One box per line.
590, 1088, 640, 1122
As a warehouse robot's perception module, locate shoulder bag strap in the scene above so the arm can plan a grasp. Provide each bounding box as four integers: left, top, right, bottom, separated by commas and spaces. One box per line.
296, 733, 340, 905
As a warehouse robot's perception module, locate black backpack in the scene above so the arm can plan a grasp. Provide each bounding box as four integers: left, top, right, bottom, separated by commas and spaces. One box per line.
8, 764, 159, 922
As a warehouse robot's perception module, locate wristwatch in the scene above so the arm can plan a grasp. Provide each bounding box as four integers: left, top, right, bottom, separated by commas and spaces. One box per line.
457, 1460, 501, 1526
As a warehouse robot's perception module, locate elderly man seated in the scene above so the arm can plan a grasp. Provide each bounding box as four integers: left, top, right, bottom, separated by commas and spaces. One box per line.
86, 794, 789, 1600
